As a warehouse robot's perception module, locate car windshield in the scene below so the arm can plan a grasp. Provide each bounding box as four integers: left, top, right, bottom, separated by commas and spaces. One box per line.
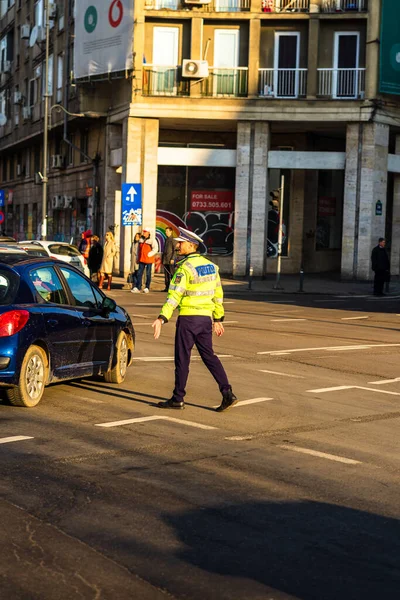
25, 248, 49, 257
0, 269, 19, 305
49, 244, 81, 257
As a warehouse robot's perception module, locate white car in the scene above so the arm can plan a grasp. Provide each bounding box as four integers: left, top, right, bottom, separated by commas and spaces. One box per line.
18, 241, 90, 277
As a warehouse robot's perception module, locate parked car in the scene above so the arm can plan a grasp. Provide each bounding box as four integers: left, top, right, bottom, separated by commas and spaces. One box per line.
17, 243, 49, 258
0, 256, 135, 407
18, 241, 90, 277
0, 236, 17, 245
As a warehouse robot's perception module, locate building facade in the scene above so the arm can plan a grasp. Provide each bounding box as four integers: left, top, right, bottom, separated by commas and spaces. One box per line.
1, 0, 400, 280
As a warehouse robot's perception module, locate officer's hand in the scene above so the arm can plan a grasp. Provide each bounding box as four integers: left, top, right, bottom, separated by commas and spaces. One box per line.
213, 322, 224, 337
152, 318, 163, 340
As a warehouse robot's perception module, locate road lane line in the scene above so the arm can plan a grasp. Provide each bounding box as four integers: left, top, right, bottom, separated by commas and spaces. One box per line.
267, 300, 296, 304
368, 377, 400, 385
279, 445, 361, 465
133, 355, 233, 362
95, 416, 217, 430
356, 386, 400, 396
308, 386, 354, 393
258, 343, 400, 356
341, 316, 369, 320
0, 436, 34, 445
212, 397, 273, 408
259, 370, 304, 379
270, 318, 307, 322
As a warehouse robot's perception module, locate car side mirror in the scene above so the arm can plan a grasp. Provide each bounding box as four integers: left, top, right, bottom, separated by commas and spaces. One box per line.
102, 297, 117, 313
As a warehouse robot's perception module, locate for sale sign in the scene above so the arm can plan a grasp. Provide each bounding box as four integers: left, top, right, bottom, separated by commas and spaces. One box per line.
190, 191, 233, 212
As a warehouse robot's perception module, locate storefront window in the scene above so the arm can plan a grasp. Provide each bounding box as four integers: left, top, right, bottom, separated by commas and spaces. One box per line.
316, 171, 344, 251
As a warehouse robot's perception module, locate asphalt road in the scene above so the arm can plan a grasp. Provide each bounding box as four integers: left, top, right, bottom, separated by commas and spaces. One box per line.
1, 288, 400, 600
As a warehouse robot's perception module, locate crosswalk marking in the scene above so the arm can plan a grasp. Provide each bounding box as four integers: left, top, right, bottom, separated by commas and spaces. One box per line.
279, 445, 361, 465
0, 436, 34, 445
259, 369, 304, 379
95, 416, 217, 430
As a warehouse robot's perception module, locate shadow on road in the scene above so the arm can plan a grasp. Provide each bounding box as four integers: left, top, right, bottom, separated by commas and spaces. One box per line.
164, 499, 400, 600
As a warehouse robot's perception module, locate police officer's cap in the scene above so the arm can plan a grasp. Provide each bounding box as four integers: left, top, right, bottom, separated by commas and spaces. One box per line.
175, 227, 203, 245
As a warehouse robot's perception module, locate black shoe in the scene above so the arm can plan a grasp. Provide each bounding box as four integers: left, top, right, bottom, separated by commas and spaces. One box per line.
216, 389, 238, 412
158, 398, 184, 410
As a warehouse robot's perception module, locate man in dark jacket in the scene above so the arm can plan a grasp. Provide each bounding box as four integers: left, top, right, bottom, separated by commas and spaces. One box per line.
371, 237, 390, 296
161, 227, 176, 291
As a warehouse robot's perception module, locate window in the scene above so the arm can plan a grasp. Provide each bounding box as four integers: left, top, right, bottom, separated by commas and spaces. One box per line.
29, 267, 68, 304
0, 270, 19, 305
49, 244, 81, 257
14, 85, 19, 127
67, 133, 75, 166
80, 130, 89, 162
60, 267, 98, 309
34, 0, 43, 27
42, 54, 53, 97
56, 54, 63, 102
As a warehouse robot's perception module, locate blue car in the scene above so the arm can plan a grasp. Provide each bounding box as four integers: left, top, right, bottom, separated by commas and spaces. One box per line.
0, 253, 135, 407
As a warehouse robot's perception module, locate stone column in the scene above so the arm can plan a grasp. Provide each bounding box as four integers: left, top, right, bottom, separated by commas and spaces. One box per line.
341, 123, 360, 279
306, 16, 319, 98
248, 19, 261, 97
250, 122, 270, 277
365, 0, 381, 101
233, 122, 252, 277
391, 135, 400, 276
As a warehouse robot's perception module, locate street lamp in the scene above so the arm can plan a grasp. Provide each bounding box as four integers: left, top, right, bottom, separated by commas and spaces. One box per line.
41, 0, 51, 240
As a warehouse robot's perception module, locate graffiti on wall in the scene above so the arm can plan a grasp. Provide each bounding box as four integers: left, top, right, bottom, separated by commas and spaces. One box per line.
156, 209, 234, 256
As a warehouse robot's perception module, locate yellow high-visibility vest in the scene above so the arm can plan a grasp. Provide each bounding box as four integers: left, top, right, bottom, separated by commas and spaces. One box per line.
159, 253, 224, 322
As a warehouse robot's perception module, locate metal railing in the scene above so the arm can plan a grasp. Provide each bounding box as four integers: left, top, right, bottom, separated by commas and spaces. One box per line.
261, 0, 309, 12
321, 0, 366, 12
318, 68, 365, 98
145, 0, 250, 9
258, 68, 307, 98
200, 67, 248, 97
142, 65, 190, 96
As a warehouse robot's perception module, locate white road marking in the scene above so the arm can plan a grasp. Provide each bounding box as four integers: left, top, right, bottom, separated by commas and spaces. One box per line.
133, 303, 164, 306
279, 445, 361, 465
267, 300, 296, 304
308, 385, 400, 396
259, 369, 304, 379
368, 377, 400, 385
224, 301, 235, 304
133, 322, 153, 325
341, 316, 369, 321
95, 416, 217, 430
133, 354, 233, 362
225, 435, 254, 441
130, 314, 153, 319
271, 318, 307, 322
212, 397, 273, 409
258, 343, 400, 356
368, 295, 400, 301
223, 321, 239, 324
0, 436, 34, 445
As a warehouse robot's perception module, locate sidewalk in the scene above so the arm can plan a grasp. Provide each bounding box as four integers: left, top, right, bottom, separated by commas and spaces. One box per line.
112, 272, 400, 296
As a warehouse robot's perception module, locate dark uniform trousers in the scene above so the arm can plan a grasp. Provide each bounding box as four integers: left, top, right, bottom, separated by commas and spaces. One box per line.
173, 316, 230, 402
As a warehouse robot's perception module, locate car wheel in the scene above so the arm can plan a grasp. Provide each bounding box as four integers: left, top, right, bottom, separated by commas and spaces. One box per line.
104, 331, 129, 384
6, 345, 48, 408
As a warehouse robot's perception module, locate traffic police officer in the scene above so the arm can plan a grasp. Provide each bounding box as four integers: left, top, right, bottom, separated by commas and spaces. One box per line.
152, 227, 237, 412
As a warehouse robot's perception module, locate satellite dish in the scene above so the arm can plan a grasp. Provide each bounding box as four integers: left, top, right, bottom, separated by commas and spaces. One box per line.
29, 25, 39, 47
0, 114, 7, 127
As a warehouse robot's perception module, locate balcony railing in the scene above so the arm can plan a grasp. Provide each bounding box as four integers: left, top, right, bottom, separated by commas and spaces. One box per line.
318, 68, 365, 99
142, 65, 190, 97
321, 0, 366, 12
200, 67, 248, 97
258, 68, 307, 98
145, 0, 250, 10
261, 0, 309, 12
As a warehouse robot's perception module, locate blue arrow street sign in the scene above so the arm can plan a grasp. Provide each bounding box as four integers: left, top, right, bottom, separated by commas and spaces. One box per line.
122, 183, 142, 227
0, 190, 4, 207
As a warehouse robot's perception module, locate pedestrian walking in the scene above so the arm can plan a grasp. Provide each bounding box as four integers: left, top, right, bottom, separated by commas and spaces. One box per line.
162, 227, 177, 291
88, 235, 103, 283
132, 229, 157, 293
99, 231, 117, 291
128, 232, 141, 291
371, 237, 390, 296
152, 227, 237, 412
78, 230, 92, 262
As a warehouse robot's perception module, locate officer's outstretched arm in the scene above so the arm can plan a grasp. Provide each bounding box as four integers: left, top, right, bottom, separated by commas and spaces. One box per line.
212, 274, 225, 322
158, 268, 188, 323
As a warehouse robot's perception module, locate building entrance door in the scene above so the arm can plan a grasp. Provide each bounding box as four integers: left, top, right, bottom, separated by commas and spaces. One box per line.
213, 29, 240, 96
333, 32, 360, 98
274, 32, 300, 98
152, 27, 179, 95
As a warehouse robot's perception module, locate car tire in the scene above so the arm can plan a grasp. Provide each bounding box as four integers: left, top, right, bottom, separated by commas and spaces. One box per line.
104, 331, 129, 384
6, 345, 48, 408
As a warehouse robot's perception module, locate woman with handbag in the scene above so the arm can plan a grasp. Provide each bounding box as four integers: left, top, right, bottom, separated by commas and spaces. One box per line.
99, 231, 117, 291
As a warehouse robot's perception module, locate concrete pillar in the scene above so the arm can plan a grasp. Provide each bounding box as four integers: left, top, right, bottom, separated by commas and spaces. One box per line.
248, 19, 261, 97
391, 135, 400, 276
306, 16, 319, 98
290, 170, 305, 271
120, 117, 159, 276
191, 18, 203, 61
250, 122, 270, 276
233, 122, 252, 277
341, 122, 389, 280
103, 123, 122, 239
365, 0, 381, 100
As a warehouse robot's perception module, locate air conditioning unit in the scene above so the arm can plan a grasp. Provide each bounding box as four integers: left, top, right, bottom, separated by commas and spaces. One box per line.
21, 24, 31, 40
48, 3, 57, 18
62, 195, 73, 209
22, 106, 32, 120
51, 154, 64, 169
3, 61, 11, 74
52, 195, 63, 209
182, 59, 209, 78
14, 91, 22, 104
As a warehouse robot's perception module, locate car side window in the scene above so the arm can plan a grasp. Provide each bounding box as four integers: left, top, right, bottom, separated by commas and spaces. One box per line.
60, 267, 98, 309
92, 285, 104, 308
29, 267, 68, 305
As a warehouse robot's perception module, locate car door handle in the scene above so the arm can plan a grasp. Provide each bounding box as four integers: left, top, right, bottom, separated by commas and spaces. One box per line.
47, 319, 58, 327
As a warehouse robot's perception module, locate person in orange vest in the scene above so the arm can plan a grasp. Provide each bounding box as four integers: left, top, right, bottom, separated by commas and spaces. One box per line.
132, 229, 157, 293
78, 229, 92, 262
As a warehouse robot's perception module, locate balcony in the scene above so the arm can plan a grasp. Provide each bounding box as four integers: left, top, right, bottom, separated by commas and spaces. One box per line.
200, 68, 248, 97
321, 0, 367, 12
258, 68, 307, 98
317, 68, 365, 99
144, 0, 250, 11
142, 66, 190, 97
261, 0, 309, 12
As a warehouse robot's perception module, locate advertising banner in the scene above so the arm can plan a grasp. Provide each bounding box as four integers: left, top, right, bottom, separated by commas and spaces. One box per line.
379, 0, 400, 95
190, 191, 234, 212
122, 183, 142, 226
74, 0, 134, 79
